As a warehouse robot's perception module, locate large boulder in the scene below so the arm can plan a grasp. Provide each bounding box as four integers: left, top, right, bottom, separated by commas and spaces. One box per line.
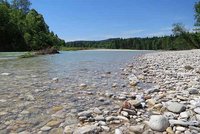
148, 115, 169, 132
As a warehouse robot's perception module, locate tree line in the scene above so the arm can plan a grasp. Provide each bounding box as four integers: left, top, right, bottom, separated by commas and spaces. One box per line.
66, 1, 200, 50
0, 0, 65, 52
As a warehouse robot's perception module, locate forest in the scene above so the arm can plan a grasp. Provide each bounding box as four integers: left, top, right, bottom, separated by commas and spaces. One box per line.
0, 0, 65, 52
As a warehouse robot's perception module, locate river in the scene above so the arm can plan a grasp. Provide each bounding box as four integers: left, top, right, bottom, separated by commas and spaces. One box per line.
0, 50, 151, 133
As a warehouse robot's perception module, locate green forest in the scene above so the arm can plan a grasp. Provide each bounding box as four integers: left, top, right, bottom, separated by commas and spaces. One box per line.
0, 0, 65, 52
1, 0, 200, 51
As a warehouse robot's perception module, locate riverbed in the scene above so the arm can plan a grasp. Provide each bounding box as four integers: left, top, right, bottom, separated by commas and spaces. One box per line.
0, 50, 150, 133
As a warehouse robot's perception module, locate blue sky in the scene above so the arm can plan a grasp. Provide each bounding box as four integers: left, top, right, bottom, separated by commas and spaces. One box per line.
31, 0, 197, 41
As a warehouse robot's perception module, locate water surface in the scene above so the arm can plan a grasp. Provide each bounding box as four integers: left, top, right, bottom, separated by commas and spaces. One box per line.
0, 50, 151, 132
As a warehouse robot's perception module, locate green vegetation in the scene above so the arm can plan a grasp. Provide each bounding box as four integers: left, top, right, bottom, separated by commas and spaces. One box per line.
19, 52, 36, 58
60, 47, 91, 51
66, 1, 200, 50
0, 0, 65, 52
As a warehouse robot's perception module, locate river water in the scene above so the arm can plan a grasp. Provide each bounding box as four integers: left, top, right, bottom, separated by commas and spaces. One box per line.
0, 50, 151, 132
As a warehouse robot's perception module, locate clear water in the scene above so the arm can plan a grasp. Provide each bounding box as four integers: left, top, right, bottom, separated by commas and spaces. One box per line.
0, 50, 151, 131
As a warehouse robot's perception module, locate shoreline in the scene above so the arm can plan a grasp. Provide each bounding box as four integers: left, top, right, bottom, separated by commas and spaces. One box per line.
66, 49, 200, 133
0, 49, 200, 133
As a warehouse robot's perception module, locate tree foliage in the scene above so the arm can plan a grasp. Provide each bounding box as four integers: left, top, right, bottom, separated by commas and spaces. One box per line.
0, 0, 65, 51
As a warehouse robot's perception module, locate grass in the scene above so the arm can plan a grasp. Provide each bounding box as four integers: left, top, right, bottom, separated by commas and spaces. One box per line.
19, 52, 36, 58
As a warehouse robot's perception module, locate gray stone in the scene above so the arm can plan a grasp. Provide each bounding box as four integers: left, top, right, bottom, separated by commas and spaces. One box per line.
166, 102, 186, 113
73, 125, 100, 134
129, 124, 145, 134
179, 111, 189, 119
95, 115, 105, 121
146, 87, 160, 94
78, 110, 92, 117
93, 108, 102, 114
148, 115, 169, 132
169, 120, 199, 127
188, 88, 199, 94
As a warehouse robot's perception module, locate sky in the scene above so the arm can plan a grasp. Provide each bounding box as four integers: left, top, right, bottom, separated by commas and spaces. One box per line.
31, 0, 197, 41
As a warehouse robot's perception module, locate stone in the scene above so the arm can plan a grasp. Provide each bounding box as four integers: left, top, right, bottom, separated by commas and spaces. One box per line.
98, 121, 106, 126
46, 120, 61, 127
41, 126, 52, 131
18, 131, 31, 134
129, 124, 145, 134
188, 88, 199, 94
98, 97, 106, 102
78, 110, 92, 117
147, 99, 156, 107
0, 111, 8, 116
148, 115, 169, 132
166, 102, 186, 113
64, 125, 75, 134
166, 127, 174, 134
128, 74, 139, 86
112, 83, 118, 87
1, 73, 11, 76
52, 77, 59, 82
176, 126, 186, 132
49, 128, 63, 134
184, 131, 192, 134
51, 106, 64, 112
115, 129, 123, 134
194, 108, 200, 114
179, 112, 189, 119
101, 126, 110, 132
95, 115, 105, 121
26, 94, 35, 101
117, 115, 129, 121
51, 110, 66, 119
121, 111, 128, 117
146, 87, 160, 94
106, 116, 116, 122
79, 83, 87, 88
184, 65, 194, 70
128, 100, 142, 108
73, 125, 100, 134
169, 120, 197, 127
93, 107, 102, 114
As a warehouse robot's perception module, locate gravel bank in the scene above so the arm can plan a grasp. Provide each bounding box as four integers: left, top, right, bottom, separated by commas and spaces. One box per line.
65, 49, 200, 134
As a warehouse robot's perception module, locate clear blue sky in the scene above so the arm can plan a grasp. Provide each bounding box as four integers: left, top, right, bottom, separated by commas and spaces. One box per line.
31, 0, 197, 41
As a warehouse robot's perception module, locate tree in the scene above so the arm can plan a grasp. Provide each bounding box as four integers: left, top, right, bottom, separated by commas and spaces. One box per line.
172, 23, 199, 48
11, 0, 31, 13
195, 1, 200, 28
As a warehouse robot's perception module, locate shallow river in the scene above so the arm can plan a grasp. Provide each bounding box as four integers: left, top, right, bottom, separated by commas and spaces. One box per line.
0, 50, 150, 132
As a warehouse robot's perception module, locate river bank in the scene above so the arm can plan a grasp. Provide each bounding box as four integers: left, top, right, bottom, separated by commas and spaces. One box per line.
62, 49, 200, 134
0, 49, 200, 134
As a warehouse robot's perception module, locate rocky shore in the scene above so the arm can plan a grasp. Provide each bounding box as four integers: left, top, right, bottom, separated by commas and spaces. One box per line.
1, 49, 200, 134
65, 49, 200, 134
